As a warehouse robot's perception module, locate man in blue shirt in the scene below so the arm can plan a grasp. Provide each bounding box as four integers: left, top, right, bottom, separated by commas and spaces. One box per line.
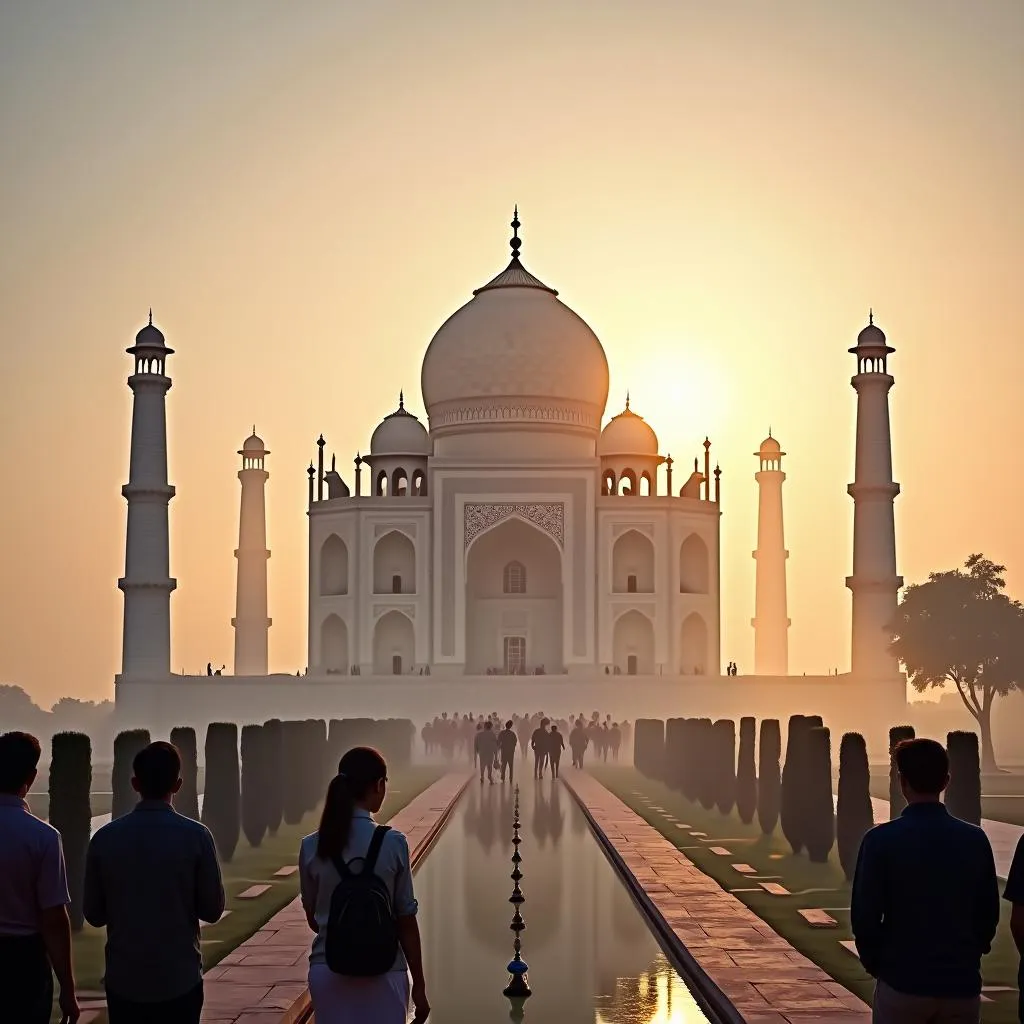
852, 737, 1000, 1023
1004, 834, 1024, 1023
85, 741, 225, 1024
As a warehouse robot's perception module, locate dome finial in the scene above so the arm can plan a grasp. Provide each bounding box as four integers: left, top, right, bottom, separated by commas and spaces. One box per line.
148, 308, 153, 326
625, 390, 630, 411
510, 205, 522, 262
399, 389, 404, 410
768, 424, 772, 439
869, 308, 874, 325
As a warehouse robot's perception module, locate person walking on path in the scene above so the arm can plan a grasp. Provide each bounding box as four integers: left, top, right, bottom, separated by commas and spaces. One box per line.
475, 720, 499, 784
851, 737, 999, 1024
0, 731, 80, 1024
300, 747, 428, 1024
569, 719, 588, 768
497, 721, 518, 783
84, 740, 224, 1024
1004, 833, 1024, 1024
531, 718, 550, 779
548, 725, 565, 778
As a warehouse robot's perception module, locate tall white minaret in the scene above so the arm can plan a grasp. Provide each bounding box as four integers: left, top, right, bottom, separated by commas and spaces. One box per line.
119, 312, 176, 679
232, 429, 271, 675
846, 312, 902, 678
752, 431, 790, 675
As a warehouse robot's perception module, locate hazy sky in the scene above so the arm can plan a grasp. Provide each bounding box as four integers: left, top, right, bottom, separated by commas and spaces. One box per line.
1, 1, 1022, 707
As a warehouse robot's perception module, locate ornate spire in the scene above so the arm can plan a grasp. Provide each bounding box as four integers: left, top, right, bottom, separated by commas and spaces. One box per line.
148, 308, 153, 326
399, 390, 405, 410
510, 205, 521, 263
625, 390, 630, 411
868, 308, 874, 325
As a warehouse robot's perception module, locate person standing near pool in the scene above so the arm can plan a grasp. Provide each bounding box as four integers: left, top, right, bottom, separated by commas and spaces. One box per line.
1004, 833, 1024, 1024
531, 718, 550, 779
497, 721, 518, 783
300, 747, 428, 1024
548, 725, 565, 778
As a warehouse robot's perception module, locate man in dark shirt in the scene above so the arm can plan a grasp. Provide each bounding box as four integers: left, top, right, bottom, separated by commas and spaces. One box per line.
497, 721, 518, 783
852, 737, 1000, 1023
531, 718, 550, 779
84, 741, 225, 1024
0, 731, 80, 1024
1004, 834, 1024, 1024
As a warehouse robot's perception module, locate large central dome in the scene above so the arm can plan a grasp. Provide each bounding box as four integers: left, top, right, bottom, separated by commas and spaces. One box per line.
420, 212, 610, 448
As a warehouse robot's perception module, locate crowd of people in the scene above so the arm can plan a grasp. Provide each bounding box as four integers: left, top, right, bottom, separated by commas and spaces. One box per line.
2, 727, 1024, 1024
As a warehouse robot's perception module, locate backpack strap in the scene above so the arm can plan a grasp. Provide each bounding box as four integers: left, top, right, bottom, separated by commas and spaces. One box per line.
362, 825, 391, 875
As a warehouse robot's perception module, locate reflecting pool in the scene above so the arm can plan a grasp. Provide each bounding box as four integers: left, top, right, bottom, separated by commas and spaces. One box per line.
413, 775, 711, 1023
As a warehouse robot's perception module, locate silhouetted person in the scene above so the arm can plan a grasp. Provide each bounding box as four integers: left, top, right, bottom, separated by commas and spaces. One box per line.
301, 747, 427, 1024
569, 720, 588, 768
84, 741, 224, 1024
531, 718, 550, 779
475, 721, 498, 784
610, 722, 622, 760
1004, 833, 1024, 1023
0, 731, 79, 1024
548, 726, 565, 778
497, 721, 518, 783
851, 738, 999, 1024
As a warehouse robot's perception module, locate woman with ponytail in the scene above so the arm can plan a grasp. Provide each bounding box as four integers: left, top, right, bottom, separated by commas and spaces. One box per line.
299, 747, 429, 1023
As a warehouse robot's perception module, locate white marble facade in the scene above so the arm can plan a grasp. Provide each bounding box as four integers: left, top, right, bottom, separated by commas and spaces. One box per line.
307, 215, 721, 679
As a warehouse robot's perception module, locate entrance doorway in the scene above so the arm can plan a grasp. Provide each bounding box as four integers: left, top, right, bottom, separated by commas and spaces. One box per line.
627, 654, 638, 676
392, 654, 403, 675
504, 636, 526, 675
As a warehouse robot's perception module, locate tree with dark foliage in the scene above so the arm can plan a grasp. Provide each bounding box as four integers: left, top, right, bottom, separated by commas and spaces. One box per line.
112, 729, 150, 820
201, 723, 240, 862
240, 724, 267, 848
887, 725, 915, 819
263, 718, 284, 835
736, 717, 757, 825
48, 732, 91, 930
891, 554, 1023, 771
757, 719, 782, 836
836, 732, 874, 880
169, 726, 200, 819
804, 726, 835, 863
945, 730, 982, 825
713, 719, 736, 816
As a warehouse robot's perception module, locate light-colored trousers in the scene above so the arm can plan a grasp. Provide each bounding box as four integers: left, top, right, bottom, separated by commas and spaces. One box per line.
873, 980, 981, 1024
309, 964, 409, 1024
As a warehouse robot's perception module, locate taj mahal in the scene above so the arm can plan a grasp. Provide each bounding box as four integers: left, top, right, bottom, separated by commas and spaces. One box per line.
115, 211, 906, 741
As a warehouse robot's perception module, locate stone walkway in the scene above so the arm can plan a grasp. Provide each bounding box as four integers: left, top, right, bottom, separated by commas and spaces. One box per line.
565, 770, 871, 1023
200, 772, 469, 1023
859, 795, 1021, 878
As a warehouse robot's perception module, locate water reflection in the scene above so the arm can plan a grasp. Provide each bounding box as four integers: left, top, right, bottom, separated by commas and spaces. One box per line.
415, 776, 710, 1023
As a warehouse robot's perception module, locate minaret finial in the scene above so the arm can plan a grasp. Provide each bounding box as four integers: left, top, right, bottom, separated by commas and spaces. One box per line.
768, 425, 772, 439
399, 390, 404, 410
510, 206, 522, 261
625, 390, 630, 411
148, 308, 153, 326
252, 423, 256, 436
869, 308, 874, 325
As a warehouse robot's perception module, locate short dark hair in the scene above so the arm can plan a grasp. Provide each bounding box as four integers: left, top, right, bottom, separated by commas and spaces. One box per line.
0, 732, 42, 793
133, 741, 182, 799
484, 720, 493, 729
894, 737, 949, 795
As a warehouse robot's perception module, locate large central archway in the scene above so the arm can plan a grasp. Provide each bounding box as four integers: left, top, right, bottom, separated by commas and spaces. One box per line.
465, 517, 563, 674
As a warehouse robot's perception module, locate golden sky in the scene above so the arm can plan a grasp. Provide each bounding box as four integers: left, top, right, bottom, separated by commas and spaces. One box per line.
1, 1, 1022, 707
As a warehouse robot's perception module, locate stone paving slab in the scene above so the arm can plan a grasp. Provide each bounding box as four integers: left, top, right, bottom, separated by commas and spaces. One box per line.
733, 863, 756, 874
237, 884, 272, 899
565, 770, 871, 1023
273, 865, 299, 877
760, 882, 792, 895
200, 772, 469, 1023
799, 909, 838, 929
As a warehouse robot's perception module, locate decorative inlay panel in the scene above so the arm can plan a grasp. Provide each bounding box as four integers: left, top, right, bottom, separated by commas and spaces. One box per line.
464, 502, 565, 550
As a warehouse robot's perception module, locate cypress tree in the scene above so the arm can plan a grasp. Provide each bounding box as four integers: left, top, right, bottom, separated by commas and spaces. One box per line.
681, 719, 699, 802
736, 717, 757, 825
169, 727, 199, 819
201, 723, 240, 862
888, 725, 915, 819
49, 732, 91, 930
112, 729, 150, 820
780, 715, 806, 853
757, 719, 782, 835
263, 719, 284, 835
664, 718, 685, 791
633, 719, 665, 780
696, 719, 716, 810
282, 720, 306, 825
713, 720, 737, 815
804, 726, 835, 863
946, 731, 982, 825
241, 724, 267, 848
836, 732, 874, 880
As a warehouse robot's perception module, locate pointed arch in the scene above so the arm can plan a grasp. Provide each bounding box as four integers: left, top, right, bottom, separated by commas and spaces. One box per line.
373, 610, 414, 675
679, 612, 708, 675
618, 469, 638, 496
640, 471, 653, 496
392, 467, 408, 496
611, 530, 654, 594
679, 533, 710, 594
375, 470, 389, 497
503, 560, 527, 594
601, 469, 616, 496
411, 469, 427, 496
319, 534, 349, 596
373, 530, 416, 594
613, 609, 655, 675
320, 614, 348, 673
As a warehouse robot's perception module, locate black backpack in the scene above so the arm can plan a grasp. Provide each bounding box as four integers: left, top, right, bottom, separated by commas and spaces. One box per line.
325, 825, 400, 976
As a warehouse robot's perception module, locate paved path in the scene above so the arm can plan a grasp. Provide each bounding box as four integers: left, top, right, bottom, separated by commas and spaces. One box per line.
850, 795, 1022, 878
200, 772, 469, 1024
566, 770, 871, 1023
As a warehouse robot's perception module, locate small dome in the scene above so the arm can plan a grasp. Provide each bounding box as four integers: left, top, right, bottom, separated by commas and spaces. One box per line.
242, 432, 266, 453
759, 433, 781, 454
599, 400, 659, 457
853, 311, 890, 349
134, 312, 166, 348
370, 395, 430, 456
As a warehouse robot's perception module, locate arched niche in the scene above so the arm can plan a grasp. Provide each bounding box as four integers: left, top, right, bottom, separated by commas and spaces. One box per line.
373, 530, 416, 594
373, 610, 414, 675
679, 612, 708, 675
601, 469, 616, 496
611, 530, 654, 594
612, 609, 655, 675
319, 534, 349, 596
375, 470, 389, 497
503, 560, 527, 594
679, 534, 710, 594
465, 517, 563, 674
392, 467, 408, 496
411, 469, 427, 496
639, 471, 653, 496
320, 614, 348, 673
617, 469, 638, 496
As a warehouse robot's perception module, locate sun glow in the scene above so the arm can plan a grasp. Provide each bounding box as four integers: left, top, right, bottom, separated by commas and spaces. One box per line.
594, 955, 710, 1023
